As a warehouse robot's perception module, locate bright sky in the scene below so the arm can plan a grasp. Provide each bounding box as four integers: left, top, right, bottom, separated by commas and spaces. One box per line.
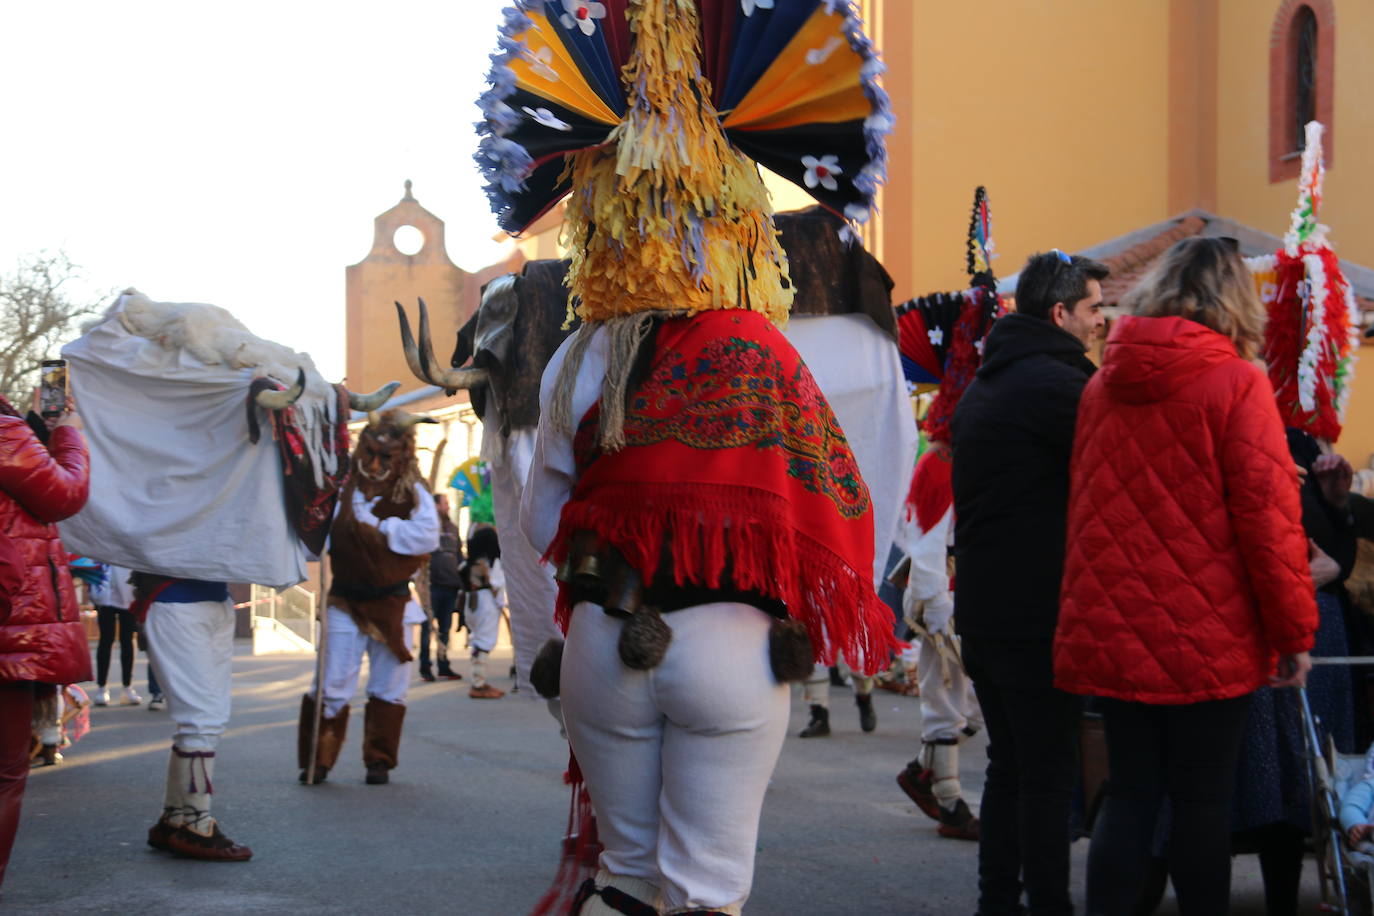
0, 0, 514, 381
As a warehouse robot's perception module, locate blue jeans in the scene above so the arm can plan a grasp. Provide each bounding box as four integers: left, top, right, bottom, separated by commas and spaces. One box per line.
419, 586, 461, 676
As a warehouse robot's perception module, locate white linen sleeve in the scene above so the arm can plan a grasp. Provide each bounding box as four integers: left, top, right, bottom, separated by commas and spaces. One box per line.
375, 483, 441, 556
905, 508, 953, 605
520, 327, 608, 555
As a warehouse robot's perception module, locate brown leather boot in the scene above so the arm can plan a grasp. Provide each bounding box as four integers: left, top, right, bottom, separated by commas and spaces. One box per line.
297, 695, 349, 784
362, 697, 406, 784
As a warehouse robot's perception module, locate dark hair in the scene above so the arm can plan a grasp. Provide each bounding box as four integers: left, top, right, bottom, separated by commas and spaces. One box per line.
1014, 251, 1109, 320
467, 525, 500, 563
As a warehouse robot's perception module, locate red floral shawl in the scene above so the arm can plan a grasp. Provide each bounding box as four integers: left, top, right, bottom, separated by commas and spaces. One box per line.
546, 309, 899, 674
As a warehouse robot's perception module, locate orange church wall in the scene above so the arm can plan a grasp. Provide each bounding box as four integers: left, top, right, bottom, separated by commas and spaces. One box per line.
1214, 0, 1374, 268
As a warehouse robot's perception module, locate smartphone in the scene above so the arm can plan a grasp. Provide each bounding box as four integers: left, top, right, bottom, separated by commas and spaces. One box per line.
39, 359, 67, 418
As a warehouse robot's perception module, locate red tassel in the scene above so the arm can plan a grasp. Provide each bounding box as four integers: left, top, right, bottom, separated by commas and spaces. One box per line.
527, 751, 602, 916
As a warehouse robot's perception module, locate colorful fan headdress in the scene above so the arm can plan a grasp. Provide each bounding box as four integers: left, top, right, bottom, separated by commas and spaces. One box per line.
1246, 121, 1359, 441
477, 0, 892, 327
449, 456, 495, 526
895, 186, 1002, 442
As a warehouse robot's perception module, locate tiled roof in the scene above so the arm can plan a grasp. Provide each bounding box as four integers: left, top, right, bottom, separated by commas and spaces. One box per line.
1093, 214, 1374, 320
1098, 216, 1207, 304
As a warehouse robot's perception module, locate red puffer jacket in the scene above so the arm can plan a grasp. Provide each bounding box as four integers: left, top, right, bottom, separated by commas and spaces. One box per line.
1054, 316, 1317, 704
0, 417, 93, 684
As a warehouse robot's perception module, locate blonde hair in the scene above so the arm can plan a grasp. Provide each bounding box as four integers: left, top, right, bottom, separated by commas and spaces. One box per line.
1121, 237, 1265, 360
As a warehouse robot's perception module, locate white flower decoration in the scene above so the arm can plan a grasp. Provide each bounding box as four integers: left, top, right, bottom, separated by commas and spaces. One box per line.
801, 154, 842, 192
975, 338, 986, 356
1260, 281, 1279, 304
928, 327, 944, 347
742, 0, 775, 15
806, 37, 843, 65
523, 106, 573, 131
560, 0, 607, 36
528, 46, 559, 83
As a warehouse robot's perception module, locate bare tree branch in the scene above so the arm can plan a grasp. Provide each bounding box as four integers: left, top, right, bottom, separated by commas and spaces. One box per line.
0, 252, 107, 407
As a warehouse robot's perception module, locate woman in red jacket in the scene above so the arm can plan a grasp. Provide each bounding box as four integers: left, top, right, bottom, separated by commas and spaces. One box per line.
1055, 237, 1318, 915
0, 394, 91, 888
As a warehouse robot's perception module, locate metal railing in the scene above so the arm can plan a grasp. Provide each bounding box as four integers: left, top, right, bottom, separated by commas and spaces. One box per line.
248, 583, 317, 652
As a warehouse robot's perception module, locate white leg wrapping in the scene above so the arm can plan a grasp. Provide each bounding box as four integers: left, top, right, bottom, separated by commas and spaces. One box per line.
925, 742, 963, 812
471, 650, 488, 688
164, 747, 217, 832
578, 869, 663, 915
802, 663, 830, 707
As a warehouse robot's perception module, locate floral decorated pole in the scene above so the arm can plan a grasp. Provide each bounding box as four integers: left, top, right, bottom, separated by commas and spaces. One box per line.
1246, 120, 1360, 442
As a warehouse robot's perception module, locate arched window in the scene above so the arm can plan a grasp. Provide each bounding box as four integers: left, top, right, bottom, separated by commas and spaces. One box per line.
1269, 0, 1335, 182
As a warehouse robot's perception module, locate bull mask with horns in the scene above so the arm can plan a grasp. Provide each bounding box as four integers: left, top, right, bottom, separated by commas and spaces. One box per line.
352, 408, 438, 507
395, 298, 489, 394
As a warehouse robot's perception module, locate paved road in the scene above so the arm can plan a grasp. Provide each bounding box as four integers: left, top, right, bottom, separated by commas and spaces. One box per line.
6, 643, 1318, 914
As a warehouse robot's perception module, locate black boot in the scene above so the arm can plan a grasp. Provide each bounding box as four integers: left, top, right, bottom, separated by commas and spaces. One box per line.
827, 665, 846, 687
799, 704, 831, 738
855, 692, 877, 733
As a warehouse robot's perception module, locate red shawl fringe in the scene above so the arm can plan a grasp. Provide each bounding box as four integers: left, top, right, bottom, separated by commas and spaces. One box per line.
548, 481, 902, 675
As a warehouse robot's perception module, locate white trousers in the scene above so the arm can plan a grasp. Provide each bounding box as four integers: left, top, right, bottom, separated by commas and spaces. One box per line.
917, 635, 982, 743
315, 605, 412, 718
143, 599, 235, 752
467, 590, 501, 655
562, 601, 789, 914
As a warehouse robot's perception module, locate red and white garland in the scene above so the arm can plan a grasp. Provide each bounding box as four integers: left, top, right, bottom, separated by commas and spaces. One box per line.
1247, 122, 1359, 441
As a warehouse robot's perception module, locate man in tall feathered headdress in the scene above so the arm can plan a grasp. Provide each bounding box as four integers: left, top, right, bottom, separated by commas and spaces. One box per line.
891, 187, 1000, 844
482, 1, 895, 912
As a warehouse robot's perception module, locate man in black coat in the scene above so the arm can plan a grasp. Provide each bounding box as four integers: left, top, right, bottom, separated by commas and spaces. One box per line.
951, 250, 1107, 916
419, 494, 466, 682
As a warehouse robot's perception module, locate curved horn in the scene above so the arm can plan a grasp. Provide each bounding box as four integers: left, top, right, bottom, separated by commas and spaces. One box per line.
396, 301, 432, 387
394, 412, 440, 429
419, 298, 490, 392
347, 380, 400, 411
254, 368, 306, 410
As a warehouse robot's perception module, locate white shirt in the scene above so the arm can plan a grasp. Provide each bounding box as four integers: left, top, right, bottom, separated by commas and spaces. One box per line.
521, 326, 609, 556
344, 482, 441, 556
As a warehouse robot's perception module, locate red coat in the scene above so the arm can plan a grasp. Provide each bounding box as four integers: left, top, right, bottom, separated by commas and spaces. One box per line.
0, 418, 93, 684
1054, 316, 1317, 704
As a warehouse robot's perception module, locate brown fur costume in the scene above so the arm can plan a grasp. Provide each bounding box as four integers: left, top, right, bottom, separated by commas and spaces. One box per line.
327, 409, 431, 663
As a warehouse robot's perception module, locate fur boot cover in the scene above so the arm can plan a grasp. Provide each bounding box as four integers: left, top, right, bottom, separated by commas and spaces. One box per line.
362, 697, 406, 769
297, 694, 350, 774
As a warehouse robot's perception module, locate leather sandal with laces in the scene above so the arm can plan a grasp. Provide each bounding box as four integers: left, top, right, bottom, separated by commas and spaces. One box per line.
166, 821, 253, 861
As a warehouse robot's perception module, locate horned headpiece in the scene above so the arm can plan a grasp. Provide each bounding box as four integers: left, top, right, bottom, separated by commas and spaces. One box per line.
352, 408, 437, 504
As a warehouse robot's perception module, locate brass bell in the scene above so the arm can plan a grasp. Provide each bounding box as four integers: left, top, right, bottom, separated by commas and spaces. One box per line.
572, 551, 603, 587
603, 563, 643, 617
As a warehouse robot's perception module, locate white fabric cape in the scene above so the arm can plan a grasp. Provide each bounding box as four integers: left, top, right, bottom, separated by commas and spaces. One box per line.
58, 314, 308, 588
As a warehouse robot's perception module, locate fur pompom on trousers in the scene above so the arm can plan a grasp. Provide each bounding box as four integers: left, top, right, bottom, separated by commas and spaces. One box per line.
561, 600, 788, 914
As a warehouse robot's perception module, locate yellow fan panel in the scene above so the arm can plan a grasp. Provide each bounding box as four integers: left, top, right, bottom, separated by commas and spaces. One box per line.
722, 8, 867, 131
508, 11, 621, 126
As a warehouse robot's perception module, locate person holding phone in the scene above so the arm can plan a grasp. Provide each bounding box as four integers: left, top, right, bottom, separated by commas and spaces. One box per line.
0, 388, 90, 888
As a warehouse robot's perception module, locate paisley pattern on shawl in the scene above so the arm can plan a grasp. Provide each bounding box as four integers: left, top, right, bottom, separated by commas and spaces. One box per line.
552, 308, 899, 673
